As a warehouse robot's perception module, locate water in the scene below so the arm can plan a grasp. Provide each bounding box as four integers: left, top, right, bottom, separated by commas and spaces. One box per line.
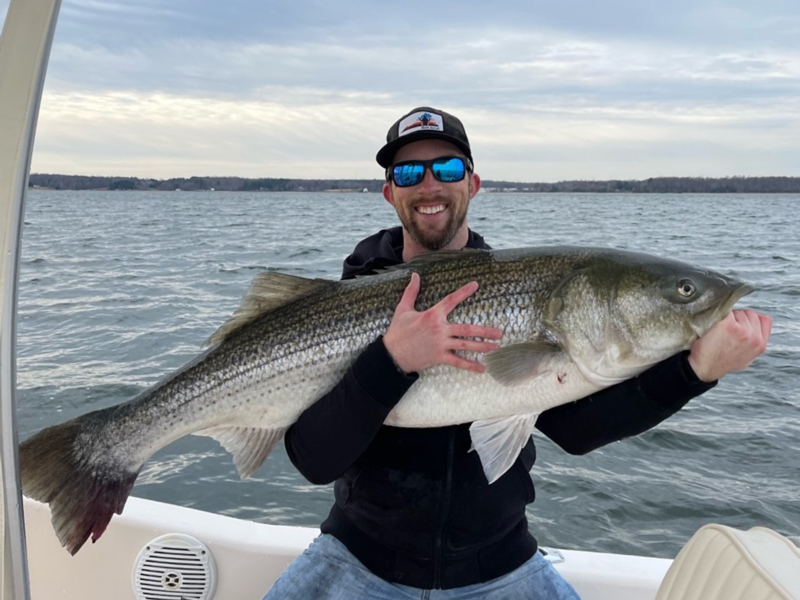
17, 190, 800, 558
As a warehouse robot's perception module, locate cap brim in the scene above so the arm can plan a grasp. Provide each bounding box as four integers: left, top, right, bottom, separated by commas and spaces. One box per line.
376, 132, 472, 168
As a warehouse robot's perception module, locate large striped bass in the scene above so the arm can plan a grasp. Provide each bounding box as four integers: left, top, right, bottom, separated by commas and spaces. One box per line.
20, 246, 752, 554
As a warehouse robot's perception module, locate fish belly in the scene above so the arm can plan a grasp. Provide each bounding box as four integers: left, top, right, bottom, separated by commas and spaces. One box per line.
386, 360, 600, 427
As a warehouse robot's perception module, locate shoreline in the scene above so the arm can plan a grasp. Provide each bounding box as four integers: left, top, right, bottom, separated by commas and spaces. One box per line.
29, 174, 800, 194
28, 187, 800, 195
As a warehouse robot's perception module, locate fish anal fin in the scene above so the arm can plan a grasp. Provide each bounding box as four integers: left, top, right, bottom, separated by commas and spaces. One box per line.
205, 272, 334, 346
484, 341, 564, 386
195, 425, 288, 479
470, 414, 539, 484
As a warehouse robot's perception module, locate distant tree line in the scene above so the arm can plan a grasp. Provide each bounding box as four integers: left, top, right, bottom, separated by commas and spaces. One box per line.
481, 176, 800, 193
28, 174, 800, 194
29, 174, 386, 192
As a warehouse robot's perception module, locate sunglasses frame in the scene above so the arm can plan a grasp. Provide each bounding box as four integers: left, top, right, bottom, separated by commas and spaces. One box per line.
387, 156, 473, 187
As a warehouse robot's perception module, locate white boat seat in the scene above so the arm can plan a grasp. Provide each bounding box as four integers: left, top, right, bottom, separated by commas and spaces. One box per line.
655, 524, 800, 600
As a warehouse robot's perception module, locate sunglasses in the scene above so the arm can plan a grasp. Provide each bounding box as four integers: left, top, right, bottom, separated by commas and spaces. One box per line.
387, 156, 472, 188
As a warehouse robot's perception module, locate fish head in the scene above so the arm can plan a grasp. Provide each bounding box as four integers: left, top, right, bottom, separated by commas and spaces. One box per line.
544, 251, 754, 386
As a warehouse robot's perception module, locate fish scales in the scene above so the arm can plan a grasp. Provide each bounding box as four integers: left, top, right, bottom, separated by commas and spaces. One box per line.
19, 246, 753, 554
64, 250, 634, 468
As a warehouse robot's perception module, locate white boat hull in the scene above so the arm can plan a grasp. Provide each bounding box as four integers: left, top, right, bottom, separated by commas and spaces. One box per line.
24, 496, 671, 599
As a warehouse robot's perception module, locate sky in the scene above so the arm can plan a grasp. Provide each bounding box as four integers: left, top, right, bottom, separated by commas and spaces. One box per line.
2, 0, 799, 182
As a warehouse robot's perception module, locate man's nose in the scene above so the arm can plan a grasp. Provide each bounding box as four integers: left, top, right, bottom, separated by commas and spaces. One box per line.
418, 167, 442, 191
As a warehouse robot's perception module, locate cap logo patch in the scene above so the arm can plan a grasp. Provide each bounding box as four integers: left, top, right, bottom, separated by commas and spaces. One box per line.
398, 111, 444, 137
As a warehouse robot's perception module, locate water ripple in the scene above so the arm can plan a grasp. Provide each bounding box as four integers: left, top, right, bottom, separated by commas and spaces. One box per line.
16, 190, 800, 558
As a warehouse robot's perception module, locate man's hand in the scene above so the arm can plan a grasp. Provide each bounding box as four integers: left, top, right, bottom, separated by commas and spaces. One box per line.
688, 309, 772, 382
383, 273, 503, 374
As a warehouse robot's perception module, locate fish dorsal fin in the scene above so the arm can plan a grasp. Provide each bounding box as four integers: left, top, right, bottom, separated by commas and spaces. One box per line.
483, 341, 564, 386
355, 248, 488, 277
405, 247, 487, 265
470, 413, 539, 484
194, 425, 289, 479
356, 248, 489, 278
205, 272, 334, 346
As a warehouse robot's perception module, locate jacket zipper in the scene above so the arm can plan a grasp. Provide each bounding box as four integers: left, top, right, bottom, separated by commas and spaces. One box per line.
432, 430, 455, 589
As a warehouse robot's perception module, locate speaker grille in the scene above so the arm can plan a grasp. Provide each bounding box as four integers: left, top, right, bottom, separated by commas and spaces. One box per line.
132, 533, 217, 600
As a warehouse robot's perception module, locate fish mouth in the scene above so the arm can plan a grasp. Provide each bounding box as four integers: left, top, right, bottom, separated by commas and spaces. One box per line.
690, 279, 755, 336
726, 281, 755, 308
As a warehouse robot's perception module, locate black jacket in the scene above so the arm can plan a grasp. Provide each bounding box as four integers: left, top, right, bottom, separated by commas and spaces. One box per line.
284, 227, 716, 589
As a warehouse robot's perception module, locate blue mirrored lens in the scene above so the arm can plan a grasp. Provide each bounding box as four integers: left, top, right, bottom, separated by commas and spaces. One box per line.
432, 157, 466, 182
391, 157, 467, 187
393, 163, 426, 187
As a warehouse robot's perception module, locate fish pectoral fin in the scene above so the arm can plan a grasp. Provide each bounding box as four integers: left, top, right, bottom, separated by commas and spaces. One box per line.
484, 342, 564, 386
469, 414, 539, 484
194, 425, 288, 479
205, 272, 335, 346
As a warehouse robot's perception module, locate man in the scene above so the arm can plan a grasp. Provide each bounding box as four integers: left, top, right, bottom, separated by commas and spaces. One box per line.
263, 107, 771, 599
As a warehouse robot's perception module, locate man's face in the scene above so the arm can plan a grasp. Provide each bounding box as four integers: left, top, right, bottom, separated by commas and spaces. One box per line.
383, 139, 481, 253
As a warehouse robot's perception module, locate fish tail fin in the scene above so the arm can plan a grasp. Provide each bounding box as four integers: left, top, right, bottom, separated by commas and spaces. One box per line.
20, 417, 138, 555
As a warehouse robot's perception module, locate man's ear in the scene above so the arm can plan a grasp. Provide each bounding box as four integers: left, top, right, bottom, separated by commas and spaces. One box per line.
383, 182, 395, 206
469, 173, 482, 199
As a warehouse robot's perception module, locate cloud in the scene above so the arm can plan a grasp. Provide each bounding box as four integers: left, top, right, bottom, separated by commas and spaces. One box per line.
30, 85, 800, 181
44, 27, 800, 102
3, 0, 799, 179
31, 89, 394, 178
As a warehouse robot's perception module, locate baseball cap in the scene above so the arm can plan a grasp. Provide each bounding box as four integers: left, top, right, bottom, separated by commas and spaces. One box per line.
376, 106, 473, 168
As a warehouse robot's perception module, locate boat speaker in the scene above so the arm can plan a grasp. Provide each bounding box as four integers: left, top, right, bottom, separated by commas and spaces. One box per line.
132, 533, 217, 600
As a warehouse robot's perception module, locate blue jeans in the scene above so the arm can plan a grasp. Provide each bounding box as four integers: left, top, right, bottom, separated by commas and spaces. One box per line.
262, 534, 582, 599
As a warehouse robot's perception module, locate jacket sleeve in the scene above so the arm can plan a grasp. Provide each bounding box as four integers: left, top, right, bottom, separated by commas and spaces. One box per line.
536, 351, 716, 455
284, 337, 418, 484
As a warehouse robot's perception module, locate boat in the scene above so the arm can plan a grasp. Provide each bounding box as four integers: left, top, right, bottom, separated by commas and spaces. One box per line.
2, 1, 799, 599
25, 494, 676, 599
20, 494, 800, 599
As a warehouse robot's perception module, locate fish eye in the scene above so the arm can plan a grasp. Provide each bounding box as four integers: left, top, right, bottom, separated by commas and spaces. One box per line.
677, 278, 696, 298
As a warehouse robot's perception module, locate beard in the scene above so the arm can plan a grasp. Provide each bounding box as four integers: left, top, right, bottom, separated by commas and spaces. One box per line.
402, 199, 469, 251
405, 209, 466, 251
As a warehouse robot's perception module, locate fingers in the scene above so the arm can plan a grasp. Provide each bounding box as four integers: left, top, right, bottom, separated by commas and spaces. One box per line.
436, 281, 480, 314
396, 272, 420, 312
731, 309, 749, 326
441, 332, 501, 374
758, 314, 773, 340
441, 352, 488, 374
734, 308, 761, 329
434, 283, 503, 366
449, 323, 504, 340
388, 274, 504, 374
448, 338, 500, 354
732, 309, 773, 344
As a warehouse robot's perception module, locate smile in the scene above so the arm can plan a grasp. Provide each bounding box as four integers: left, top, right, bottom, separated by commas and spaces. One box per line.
416, 204, 446, 215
